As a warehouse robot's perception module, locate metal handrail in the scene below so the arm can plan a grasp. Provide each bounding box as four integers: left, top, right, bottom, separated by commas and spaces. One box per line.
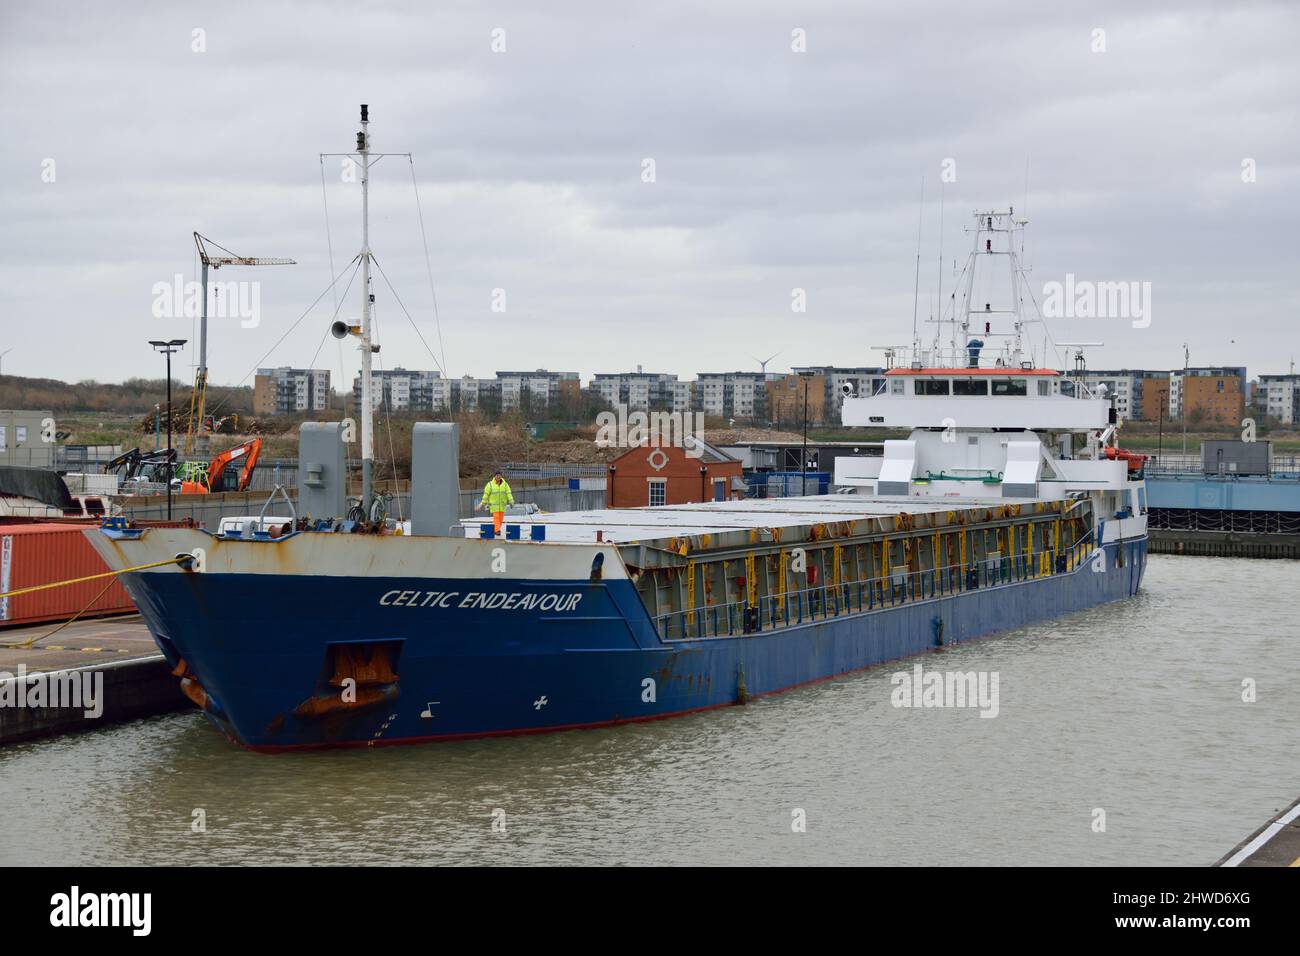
654, 531, 1099, 642
1144, 458, 1300, 479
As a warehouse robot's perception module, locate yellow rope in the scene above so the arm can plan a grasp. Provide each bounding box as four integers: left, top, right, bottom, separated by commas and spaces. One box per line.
0, 556, 186, 602
0, 577, 120, 649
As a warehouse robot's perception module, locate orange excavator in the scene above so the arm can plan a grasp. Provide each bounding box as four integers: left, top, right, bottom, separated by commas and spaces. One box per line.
178, 437, 263, 494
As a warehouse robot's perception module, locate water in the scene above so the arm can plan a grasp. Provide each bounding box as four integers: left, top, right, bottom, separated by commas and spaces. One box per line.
2, 554, 1297, 866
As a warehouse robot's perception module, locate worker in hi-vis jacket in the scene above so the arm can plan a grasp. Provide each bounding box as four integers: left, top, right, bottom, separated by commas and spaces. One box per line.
477, 470, 515, 536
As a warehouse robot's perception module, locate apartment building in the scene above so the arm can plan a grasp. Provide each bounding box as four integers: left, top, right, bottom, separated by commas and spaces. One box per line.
670, 379, 694, 413
352, 368, 578, 414
253, 367, 331, 415
494, 370, 581, 411
791, 366, 888, 418
590, 368, 678, 411
696, 372, 773, 421
1072, 370, 1139, 421
351, 367, 443, 413
767, 373, 828, 427
1257, 373, 1300, 425
1170, 367, 1246, 425
1134, 371, 1171, 422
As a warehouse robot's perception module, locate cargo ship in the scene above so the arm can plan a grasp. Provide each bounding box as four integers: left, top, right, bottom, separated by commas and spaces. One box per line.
85, 111, 1148, 750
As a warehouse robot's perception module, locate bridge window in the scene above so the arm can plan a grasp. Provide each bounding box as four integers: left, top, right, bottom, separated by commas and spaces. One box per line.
1038, 380, 1051, 396
991, 378, 1028, 397
914, 379, 950, 396
952, 379, 988, 396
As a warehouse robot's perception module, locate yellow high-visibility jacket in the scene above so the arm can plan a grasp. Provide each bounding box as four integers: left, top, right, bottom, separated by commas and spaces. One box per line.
481, 478, 514, 512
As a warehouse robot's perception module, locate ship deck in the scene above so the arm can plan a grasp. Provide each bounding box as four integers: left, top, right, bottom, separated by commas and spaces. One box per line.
460, 491, 1052, 544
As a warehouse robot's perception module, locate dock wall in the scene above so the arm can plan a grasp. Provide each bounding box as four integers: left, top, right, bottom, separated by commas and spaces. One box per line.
1149, 529, 1300, 559
0, 656, 189, 746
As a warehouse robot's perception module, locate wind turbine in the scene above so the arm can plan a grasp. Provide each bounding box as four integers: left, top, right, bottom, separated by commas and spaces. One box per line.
753, 350, 783, 375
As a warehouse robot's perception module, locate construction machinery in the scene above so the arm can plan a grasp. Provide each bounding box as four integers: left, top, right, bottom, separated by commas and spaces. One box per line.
187, 232, 294, 453
178, 437, 264, 494
105, 447, 178, 488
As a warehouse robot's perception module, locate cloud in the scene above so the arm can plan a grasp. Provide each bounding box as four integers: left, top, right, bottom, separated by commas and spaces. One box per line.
0, 0, 1296, 388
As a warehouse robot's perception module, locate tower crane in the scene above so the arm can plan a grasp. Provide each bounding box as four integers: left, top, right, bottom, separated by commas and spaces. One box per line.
186, 232, 295, 452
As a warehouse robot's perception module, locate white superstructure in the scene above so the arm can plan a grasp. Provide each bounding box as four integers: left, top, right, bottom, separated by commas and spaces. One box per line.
833, 209, 1146, 539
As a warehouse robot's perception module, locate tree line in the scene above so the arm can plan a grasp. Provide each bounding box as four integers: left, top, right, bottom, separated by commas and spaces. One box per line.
0, 375, 255, 416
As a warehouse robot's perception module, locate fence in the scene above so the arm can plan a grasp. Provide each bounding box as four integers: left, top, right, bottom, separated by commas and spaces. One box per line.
116, 484, 607, 528
747, 472, 831, 498
457, 484, 605, 517
205, 460, 612, 495
654, 535, 1097, 642
1, 447, 57, 469
1148, 508, 1300, 533
57, 445, 125, 471
120, 492, 293, 526
499, 463, 607, 481
247, 459, 299, 491
1144, 453, 1300, 476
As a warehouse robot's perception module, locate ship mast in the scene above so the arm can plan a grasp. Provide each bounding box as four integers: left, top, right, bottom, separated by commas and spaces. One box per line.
358, 104, 374, 510
944, 209, 1037, 369
325, 104, 403, 513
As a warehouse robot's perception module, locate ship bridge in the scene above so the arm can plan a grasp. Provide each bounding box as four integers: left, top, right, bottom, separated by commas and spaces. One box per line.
837, 367, 1133, 500
842, 367, 1112, 432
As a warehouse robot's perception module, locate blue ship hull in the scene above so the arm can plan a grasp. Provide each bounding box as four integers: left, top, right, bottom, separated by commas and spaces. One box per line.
114, 533, 1147, 751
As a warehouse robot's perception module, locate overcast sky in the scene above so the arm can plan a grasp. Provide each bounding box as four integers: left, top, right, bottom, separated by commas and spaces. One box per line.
2, 0, 1296, 391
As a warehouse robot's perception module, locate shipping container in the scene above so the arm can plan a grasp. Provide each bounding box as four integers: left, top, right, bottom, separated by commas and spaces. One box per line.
0, 523, 136, 627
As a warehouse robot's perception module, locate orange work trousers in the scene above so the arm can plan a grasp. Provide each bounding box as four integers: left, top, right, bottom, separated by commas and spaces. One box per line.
492, 511, 505, 535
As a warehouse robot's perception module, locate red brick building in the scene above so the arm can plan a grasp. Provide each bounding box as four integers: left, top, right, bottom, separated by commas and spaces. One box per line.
607, 439, 744, 508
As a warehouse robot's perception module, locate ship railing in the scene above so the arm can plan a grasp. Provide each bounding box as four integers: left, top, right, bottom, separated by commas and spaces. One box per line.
1144, 454, 1300, 478
905, 347, 1031, 371
654, 533, 1099, 642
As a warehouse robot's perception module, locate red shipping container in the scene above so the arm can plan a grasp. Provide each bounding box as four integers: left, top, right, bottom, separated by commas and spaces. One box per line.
0, 523, 136, 628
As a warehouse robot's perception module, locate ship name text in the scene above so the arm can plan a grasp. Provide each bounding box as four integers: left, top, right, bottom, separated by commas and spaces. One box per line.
379, 589, 583, 612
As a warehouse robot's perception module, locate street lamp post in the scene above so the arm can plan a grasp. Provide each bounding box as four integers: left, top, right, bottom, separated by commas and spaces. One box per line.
150, 339, 187, 519
1181, 343, 1189, 457
0, 348, 12, 376
1157, 394, 1166, 465
800, 373, 811, 495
